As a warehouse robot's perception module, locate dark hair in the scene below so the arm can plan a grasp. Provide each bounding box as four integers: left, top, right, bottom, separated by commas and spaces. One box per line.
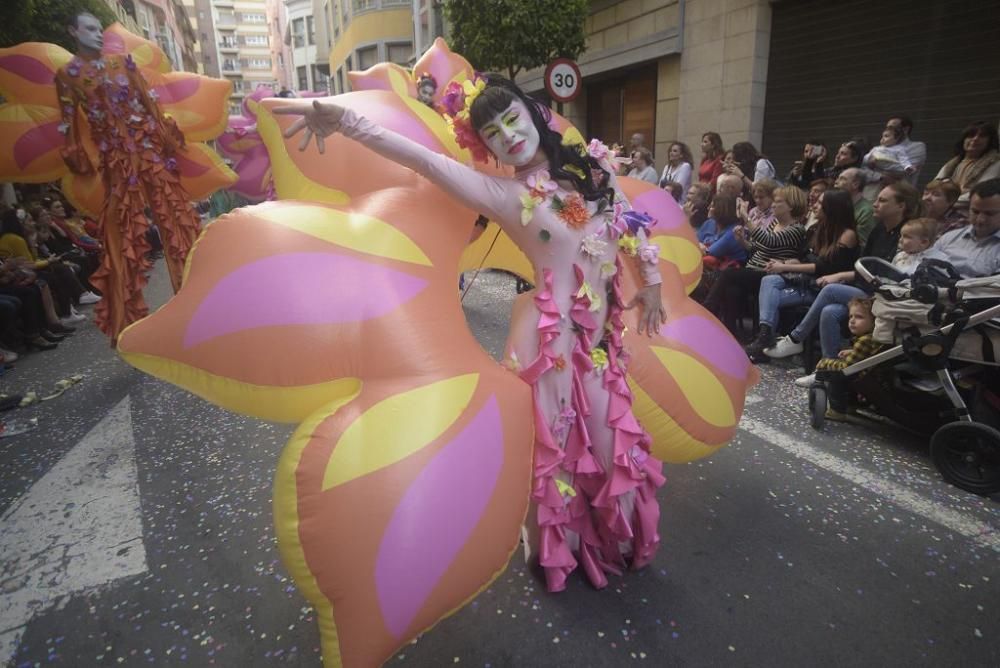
668, 141, 694, 167
664, 182, 683, 202
469, 75, 612, 203
923, 178, 961, 205
971, 178, 1000, 200
709, 194, 739, 228
812, 188, 855, 259
838, 141, 864, 167
883, 124, 904, 143
66, 11, 98, 29
888, 114, 914, 134
731, 141, 761, 180
954, 121, 1000, 158
701, 132, 724, 159
1, 210, 25, 238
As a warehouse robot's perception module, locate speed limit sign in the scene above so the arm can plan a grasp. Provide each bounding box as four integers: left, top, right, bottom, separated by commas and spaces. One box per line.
544, 58, 582, 103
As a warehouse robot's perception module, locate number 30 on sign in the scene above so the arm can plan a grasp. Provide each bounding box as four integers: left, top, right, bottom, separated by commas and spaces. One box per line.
544, 58, 582, 103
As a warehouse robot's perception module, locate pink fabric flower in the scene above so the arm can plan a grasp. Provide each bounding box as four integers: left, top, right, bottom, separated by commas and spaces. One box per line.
587, 138, 609, 161
639, 244, 660, 264
526, 170, 557, 198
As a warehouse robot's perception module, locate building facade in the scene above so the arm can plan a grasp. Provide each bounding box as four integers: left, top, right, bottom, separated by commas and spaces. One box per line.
268, 0, 293, 90
131, 0, 201, 73
213, 0, 279, 113
284, 0, 329, 93
324, 0, 414, 95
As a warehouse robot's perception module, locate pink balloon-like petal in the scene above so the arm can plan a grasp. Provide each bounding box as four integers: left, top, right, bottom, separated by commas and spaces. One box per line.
661, 315, 751, 380
0, 54, 55, 85
14, 121, 62, 169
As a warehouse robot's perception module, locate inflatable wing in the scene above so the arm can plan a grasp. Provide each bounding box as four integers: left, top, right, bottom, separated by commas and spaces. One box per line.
0, 23, 235, 217
117, 38, 756, 667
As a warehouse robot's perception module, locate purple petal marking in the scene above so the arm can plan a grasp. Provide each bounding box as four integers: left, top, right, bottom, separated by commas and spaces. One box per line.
14, 121, 63, 169
661, 315, 751, 380
631, 189, 685, 230
375, 396, 504, 639
152, 77, 199, 104
0, 55, 55, 85
183, 252, 427, 348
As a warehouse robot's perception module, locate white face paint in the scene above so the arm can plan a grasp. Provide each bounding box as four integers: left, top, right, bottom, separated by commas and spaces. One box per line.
477, 100, 541, 168
71, 14, 104, 53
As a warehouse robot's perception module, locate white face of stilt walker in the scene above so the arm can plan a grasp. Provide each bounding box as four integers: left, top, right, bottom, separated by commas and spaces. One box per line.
70, 13, 104, 52
477, 100, 541, 168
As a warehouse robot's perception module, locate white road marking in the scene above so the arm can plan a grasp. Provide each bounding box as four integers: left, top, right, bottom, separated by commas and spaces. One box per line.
0, 397, 148, 663
738, 414, 1000, 553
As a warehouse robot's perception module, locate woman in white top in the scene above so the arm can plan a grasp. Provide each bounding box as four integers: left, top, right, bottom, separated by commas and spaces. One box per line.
725, 141, 774, 197
659, 141, 694, 202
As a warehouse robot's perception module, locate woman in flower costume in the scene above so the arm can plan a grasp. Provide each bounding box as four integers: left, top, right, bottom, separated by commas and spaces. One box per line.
55, 12, 204, 343
277, 75, 668, 592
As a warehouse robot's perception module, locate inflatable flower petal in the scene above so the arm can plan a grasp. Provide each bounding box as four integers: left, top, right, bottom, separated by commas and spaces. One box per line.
120, 41, 756, 668
0, 23, 235, 216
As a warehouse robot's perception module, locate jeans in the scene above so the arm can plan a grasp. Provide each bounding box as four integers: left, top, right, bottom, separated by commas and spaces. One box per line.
758, 274, 817, 330
790, 283, 867, 358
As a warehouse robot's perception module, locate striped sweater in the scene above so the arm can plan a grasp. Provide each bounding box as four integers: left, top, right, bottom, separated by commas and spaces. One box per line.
746, 220, 806, 269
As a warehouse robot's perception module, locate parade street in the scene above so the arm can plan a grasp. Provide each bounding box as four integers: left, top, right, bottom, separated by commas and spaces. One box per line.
1, 263, 998, 668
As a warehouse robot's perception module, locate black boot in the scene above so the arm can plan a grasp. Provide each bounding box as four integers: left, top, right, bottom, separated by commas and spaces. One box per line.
745, 324, 774, 360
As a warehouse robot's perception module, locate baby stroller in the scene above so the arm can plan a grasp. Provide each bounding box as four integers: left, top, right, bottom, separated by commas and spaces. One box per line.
808, 257, 1000, 496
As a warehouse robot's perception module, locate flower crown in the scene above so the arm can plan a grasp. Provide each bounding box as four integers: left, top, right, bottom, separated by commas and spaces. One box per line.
440, 74, 491, 163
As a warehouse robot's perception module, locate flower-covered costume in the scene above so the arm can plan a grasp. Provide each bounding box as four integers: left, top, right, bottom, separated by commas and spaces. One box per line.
333, 108, 666, 592
55, 53, 203, 343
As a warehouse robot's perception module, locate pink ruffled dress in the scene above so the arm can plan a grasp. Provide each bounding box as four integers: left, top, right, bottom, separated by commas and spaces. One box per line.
336, 109, 666, 592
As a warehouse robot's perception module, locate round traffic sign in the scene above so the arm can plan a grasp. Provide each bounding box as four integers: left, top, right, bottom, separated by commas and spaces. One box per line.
544, 58, 582, 103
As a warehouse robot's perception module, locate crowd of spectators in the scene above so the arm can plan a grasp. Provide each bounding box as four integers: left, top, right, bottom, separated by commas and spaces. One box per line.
635, 115, 1000, 406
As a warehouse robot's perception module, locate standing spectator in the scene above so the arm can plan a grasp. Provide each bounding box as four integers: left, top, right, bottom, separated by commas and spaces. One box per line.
921, 178, 966, 236
725, 142, 775, 196
659, 142, 694, 201
828, 140, 866, 182
698, 132, 726, 191
933, 121, 1000, 208
630, 132, 647, 154
684, 183, 711, 229
835, 167, 875, 245
627, 148, 659, 184
787, 140, 828, 189
931, 179, 1000, 278
886, 114, 927, 183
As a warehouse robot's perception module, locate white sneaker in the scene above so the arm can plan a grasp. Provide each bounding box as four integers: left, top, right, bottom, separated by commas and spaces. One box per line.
794, 373, 816, 388
0, 347, 18, 363
62, 313, 86, 325
78, 291, 101, 305
764, 335, 804, 359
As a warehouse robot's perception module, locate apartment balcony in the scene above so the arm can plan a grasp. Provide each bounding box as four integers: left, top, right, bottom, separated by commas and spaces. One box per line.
219, 40, 239, 53
221, 64, 242, 75
213, 0, 235, 7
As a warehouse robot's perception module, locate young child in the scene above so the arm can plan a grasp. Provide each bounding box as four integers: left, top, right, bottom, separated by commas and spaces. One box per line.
891, 218, 949, 274
863, 125, 914, 181
814, 297, 883, 421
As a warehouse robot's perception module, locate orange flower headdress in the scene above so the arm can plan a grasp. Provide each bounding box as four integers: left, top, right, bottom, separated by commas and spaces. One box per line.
440, 74, 491, 163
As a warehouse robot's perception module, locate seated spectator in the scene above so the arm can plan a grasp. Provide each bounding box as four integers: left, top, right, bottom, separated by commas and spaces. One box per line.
725, 142, 775, 197
787, 140, 828, 189
746, 188, 859, 360
683, 182, 711, 229
834, 168, 875, 245
703, 185, 809, 333
931, 178, 1000, 278
663, 182, 684, 203
698, 194, 747, 267
921, 178, 966, 236
815, 297, 885, 417
764, 182, 923, 376
804, 178, 832, 229
30, 206, 101, 303
0, 257, 67, 349
827, 139, 866, 182
627, 148, 659, 184
716, 173, 744, 200
933, 121, 1000, 208
48, 199, 100, 252
659, 141, 694, 201
863, 124, 914, 182
892, 218, 949, 274
698, 132, 726, 191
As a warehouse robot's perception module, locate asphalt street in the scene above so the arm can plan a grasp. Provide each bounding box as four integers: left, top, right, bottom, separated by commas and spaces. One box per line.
1, 261, 998, 667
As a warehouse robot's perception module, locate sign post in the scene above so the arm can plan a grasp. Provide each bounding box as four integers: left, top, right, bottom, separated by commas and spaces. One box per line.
543, 58, 582, 115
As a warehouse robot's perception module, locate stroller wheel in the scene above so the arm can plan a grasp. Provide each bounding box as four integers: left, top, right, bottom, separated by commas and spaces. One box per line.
809, 385, 827, 430
930, 422, 1000, 496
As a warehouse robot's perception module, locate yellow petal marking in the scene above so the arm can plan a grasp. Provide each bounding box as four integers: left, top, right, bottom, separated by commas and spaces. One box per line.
322, 373, 480, 490
651, 234, 702, 275
627, 375, 724, 464
254, 204, 432, 267
256, 108, 351, 205
648, 347, 736, 428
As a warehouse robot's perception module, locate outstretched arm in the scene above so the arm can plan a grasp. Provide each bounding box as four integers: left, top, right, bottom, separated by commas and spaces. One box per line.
275, 100, 518, 225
